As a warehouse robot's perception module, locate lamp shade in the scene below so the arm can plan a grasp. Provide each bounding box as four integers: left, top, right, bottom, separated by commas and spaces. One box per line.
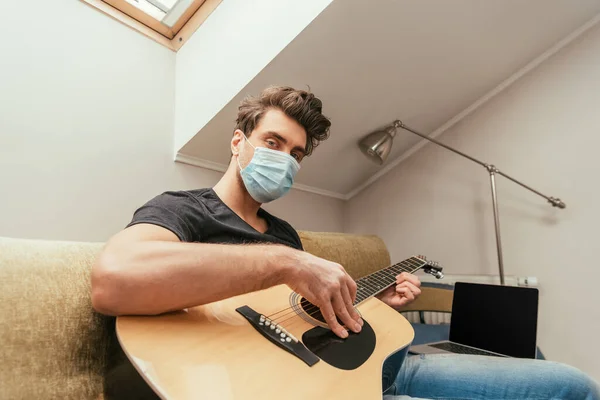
358, 126, 396, 165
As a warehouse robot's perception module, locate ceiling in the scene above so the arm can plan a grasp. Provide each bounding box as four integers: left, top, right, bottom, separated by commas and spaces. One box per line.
177, 0, 600, 199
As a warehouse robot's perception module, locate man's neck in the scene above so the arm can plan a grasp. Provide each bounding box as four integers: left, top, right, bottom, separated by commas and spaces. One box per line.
213, 163, 262, 223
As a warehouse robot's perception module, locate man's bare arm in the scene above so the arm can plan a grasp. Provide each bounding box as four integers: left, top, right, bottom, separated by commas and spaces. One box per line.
91, 223, 363, 338
91, 223, 293, 316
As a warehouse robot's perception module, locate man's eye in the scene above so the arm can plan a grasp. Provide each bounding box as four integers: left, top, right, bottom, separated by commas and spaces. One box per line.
266, 140, 277, 147
292, 153, 301, 161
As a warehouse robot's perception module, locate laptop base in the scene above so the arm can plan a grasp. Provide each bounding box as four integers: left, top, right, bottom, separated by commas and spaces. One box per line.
410, 340, 509, 358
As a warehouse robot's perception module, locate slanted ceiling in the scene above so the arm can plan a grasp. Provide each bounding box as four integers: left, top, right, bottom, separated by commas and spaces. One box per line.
176, 0, 600, 199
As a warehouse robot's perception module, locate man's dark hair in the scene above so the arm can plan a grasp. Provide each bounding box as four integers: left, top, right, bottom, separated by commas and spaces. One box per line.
235, 86, 331, 156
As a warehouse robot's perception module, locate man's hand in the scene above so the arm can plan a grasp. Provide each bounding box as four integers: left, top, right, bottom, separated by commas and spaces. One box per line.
284, 251, 363, 339
376, 272, 422, 310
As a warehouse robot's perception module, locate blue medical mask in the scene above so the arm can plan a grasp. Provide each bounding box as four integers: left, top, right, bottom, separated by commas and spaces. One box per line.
237, 134, 301, 203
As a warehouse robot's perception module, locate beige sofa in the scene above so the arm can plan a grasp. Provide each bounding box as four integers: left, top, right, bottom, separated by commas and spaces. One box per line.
1, 231, 400, 399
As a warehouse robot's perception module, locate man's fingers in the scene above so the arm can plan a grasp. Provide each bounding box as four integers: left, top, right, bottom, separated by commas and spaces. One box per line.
346, 275, 358, 303
341, 284, 363, 327
319, 300, 348, 339
396, 286, 415, 301
393, 296, 411, 308
332, 293, 361, 333
386, 293, 411, 308
398, 281, 421, 297
396, 272, 421, 287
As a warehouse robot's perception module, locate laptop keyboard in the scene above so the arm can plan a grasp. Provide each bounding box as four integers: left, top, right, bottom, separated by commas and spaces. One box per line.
430, 342, 506, 357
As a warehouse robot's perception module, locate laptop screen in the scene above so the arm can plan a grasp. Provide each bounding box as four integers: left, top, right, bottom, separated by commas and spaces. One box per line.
449, 282, 539, 358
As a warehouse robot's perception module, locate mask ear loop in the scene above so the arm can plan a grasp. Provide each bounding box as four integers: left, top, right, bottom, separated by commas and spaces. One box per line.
236, 132, 255, 171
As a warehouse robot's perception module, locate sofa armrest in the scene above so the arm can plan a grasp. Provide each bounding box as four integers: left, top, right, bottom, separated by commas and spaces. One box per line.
400, 283, 454, 313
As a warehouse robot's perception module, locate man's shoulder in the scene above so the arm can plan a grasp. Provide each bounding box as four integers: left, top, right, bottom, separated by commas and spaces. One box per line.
260, 208, 292, 228
132, 188, 215, 221
127, 188, 218, 242
260, 208, 303, 250
146, 188, 212, 205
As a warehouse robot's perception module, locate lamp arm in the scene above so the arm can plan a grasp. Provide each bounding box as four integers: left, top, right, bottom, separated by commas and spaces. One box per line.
393, 120, 566, 209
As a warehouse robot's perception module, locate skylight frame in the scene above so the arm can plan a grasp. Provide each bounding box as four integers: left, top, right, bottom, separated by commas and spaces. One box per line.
81, 0, 222, 51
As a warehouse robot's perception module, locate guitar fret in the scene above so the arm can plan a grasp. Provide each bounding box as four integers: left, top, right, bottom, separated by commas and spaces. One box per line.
370, 271, 389, 284
390, 264, 405, 273
359, 278, 380, 293
354, 257, 428, 305
366, 275, 386, 289
360, 278, 382, 290
371, 270, 393, 285
390, 265, 409, 275
355, 292, 367, 303
378, 269, 396, 279
358, 282, 376, 294
357, 272, 393, 300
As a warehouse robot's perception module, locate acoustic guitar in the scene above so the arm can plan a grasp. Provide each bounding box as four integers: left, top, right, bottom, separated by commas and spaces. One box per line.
116, 256, 444, 399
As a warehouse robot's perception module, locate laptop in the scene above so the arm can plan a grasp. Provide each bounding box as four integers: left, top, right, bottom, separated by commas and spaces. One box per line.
409, 281, 539, 358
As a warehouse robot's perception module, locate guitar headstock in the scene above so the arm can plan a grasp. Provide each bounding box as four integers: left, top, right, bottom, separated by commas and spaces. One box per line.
415, 255, 444, 279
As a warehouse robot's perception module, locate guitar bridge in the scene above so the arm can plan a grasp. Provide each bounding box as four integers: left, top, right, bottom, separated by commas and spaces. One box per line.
236, 305, 320, 367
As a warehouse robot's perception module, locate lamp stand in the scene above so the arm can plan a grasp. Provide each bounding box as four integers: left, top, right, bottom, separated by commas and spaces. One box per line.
392, 120, 565, 285
487, 165, 505, 284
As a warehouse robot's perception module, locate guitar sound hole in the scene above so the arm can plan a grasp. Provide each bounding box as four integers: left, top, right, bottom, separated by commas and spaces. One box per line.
300, 298, 345, 326
300, 298, 326, 323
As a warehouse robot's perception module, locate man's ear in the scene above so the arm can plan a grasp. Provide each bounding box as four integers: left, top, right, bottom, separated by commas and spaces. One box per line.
231, 129, 244, 156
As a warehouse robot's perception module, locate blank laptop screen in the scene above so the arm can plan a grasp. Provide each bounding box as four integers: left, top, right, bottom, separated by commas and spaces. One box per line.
449, 282, 539, 358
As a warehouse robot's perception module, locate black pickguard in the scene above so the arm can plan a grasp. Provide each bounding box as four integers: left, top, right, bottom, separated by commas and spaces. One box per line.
302, 320, 376, 370
299, 297, 376, 370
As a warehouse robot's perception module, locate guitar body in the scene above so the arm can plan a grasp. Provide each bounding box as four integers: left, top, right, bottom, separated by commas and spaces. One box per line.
117, 284, 415, 400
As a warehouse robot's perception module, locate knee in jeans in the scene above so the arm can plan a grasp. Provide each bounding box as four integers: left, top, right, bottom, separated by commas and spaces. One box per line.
546, 361, 600, 399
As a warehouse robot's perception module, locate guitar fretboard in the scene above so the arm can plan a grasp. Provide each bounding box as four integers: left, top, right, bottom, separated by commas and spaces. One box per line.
354, 257, 426, 305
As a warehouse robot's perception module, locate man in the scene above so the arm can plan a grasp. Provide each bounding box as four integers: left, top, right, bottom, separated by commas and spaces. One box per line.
93, 86, 599, 399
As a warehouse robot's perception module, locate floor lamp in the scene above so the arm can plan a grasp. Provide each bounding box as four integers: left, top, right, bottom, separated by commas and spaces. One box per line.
358, 119, 566, 285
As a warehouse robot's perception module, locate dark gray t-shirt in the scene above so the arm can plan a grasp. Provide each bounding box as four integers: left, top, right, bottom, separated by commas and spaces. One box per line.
126, 188, 303, 250
106, 188, 303, 399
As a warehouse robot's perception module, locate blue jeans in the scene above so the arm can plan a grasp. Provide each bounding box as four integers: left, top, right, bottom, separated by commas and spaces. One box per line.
384, 354, 600, 400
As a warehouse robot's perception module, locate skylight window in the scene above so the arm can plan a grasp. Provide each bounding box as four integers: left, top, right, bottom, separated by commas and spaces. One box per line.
123, 0, 191, 27
82, 0, 221, 51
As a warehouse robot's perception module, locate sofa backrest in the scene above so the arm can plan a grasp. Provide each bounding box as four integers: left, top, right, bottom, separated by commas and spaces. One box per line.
297, 230, 391, 279
0, 232, 390, 399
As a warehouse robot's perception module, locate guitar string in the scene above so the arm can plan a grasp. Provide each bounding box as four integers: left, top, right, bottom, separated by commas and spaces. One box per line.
264, 260, 421, 321
275, 282, 393, 331
271, 273, 393, 328
267, 261, 426, 333
267, 260, 424, 325
268, 262, 416, 325
276, 263, 418, 333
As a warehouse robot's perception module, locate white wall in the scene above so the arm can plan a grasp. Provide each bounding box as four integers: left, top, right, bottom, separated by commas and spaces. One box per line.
344, 22, 600, 379
0, 0, 343, 243
174, 0, 333, 151
264, 189, 344, 234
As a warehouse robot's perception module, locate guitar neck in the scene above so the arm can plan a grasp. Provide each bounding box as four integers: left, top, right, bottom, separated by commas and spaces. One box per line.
354, 257, 426, 305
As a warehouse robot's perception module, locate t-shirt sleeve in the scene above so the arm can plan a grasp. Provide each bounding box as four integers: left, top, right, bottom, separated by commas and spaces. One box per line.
125, 191, 202, 242
291, 228, 304, 251
280, 220, 304, 251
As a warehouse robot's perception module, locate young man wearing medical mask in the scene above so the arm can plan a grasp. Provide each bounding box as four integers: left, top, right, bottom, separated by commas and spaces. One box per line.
92, 86, 599, 400
91, 86, 398, 340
